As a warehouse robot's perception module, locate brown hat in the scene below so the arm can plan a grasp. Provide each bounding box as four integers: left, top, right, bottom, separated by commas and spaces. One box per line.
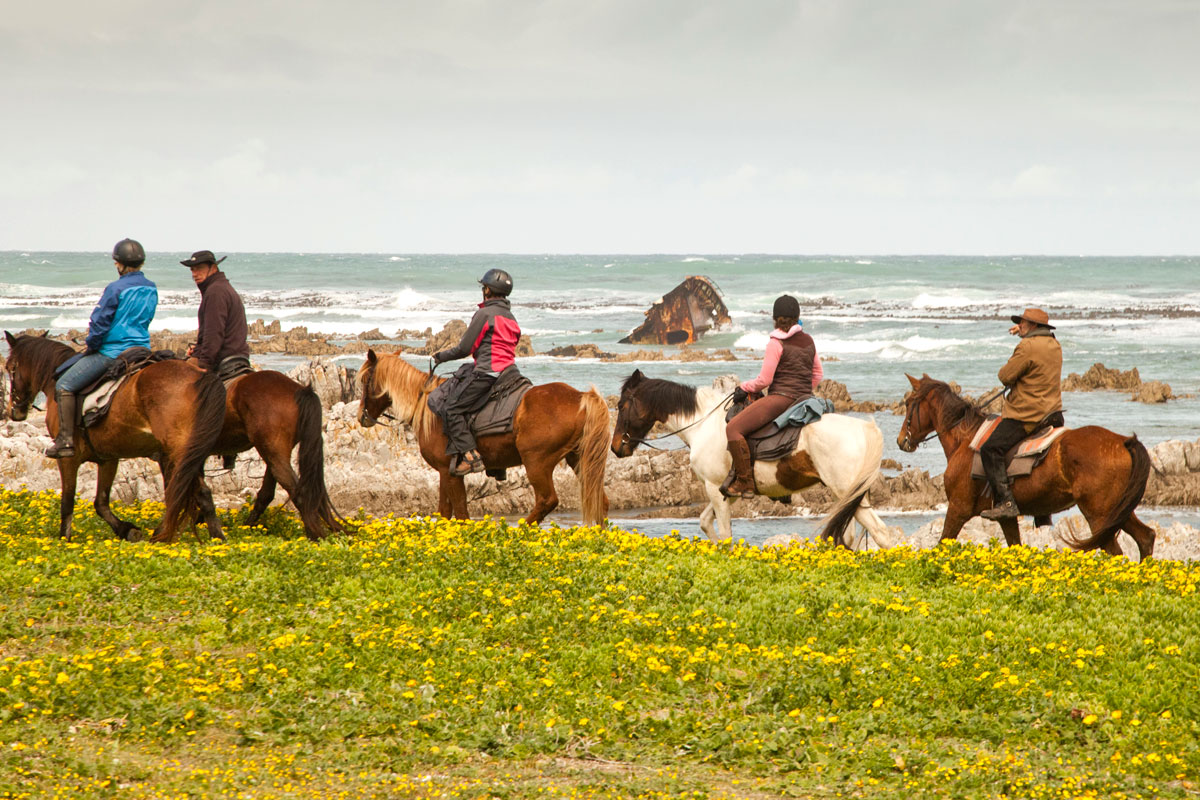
181, 250, 227, 267
1010, 307, 1055, 329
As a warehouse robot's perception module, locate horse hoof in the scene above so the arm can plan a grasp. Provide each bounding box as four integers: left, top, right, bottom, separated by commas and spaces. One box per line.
126, 527, 147, 543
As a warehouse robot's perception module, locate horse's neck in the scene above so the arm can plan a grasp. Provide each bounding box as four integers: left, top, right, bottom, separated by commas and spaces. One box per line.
665, 388, 723, 447
932, 396, 980, 458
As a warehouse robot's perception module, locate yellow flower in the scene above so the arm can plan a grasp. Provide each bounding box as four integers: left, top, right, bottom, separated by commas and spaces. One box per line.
1082, 714, 1097, 725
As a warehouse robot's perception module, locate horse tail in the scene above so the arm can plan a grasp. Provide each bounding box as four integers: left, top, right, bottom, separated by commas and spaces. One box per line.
818, 418, 884, 548
161, 371, 227, 540
294, 386, 345, 540
1067, 435, 1151, 552
576, 388, 611, 526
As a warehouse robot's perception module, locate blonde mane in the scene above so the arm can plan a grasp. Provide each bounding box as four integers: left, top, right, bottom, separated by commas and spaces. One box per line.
363, 352, 444, 440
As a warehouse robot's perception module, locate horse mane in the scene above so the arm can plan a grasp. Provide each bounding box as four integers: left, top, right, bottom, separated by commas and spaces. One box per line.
622, 373, 701, 419
916, 378, 987, 433
9, 335, 75, 390
368, 352, 444, 440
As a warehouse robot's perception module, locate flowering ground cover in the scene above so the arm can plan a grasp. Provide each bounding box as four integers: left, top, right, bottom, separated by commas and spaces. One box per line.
1, 486, 1198, 799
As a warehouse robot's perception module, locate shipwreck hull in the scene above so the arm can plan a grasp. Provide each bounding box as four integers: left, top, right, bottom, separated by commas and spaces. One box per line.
620, 276, 732, 346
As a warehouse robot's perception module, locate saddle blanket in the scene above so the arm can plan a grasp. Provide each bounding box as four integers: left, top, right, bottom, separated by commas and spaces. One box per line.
428, 364, 533, 439
78, 348, 179, 429
969, 415, 1068, 480
726, 396, 834, 462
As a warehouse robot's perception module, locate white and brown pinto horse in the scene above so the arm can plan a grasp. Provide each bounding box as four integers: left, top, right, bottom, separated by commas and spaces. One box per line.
611, 370, 895, 548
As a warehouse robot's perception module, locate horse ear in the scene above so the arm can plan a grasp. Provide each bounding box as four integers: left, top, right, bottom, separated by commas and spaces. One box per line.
366, 348, 377, 365
4, 331, 15, 348
905, 374, 920, 389
630, 369, 643, 383
39, 330, 50, 338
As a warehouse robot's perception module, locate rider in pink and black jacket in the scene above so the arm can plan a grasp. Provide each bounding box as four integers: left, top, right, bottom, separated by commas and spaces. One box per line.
433, 268, 521, 475
721, 294, 823, 499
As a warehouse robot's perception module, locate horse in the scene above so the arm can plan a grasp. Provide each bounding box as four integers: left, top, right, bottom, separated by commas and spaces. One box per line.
4, 331, 227, 543
610, 370, 895, 549
897, 373, 1154, 559
187, 370, 344, 541
357, 349, 610, 525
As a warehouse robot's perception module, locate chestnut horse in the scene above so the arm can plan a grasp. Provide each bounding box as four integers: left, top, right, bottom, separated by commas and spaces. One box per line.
188, 371, 344, 541
897, 374, 1154, 558
4, 332, 226, 543
357, 350, 609, 525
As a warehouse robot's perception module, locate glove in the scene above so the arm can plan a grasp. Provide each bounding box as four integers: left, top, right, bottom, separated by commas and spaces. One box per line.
732, 386, 749, 403
432, 351, 446, 365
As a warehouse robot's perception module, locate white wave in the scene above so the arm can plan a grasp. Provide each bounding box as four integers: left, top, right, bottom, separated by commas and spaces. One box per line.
680, 257, 708, 263
855, 260, 874, 265
388, 256, 410, 262
0, 313, 41, 322
391, 287, 432, 309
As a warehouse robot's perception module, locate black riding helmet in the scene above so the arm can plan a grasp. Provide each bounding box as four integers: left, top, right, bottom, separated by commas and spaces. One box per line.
772, 294, 800, 319
479, 268, 513, 296
112, 238, 146, 267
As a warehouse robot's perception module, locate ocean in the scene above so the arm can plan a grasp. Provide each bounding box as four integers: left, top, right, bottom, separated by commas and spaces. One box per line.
3, 252, 1198, 481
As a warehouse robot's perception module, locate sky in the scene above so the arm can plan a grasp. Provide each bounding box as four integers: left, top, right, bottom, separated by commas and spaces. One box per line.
1, 0, 1198, 254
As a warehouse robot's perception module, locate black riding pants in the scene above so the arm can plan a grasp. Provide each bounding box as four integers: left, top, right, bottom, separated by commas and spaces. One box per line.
980, 412, 1065, 493
443, 371, 496, 456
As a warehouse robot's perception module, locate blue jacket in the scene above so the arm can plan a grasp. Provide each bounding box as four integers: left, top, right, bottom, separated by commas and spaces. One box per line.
85, 271, 158, 358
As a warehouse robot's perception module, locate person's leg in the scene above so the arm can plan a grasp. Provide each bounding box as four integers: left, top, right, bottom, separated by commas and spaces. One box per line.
979, 418, 1030, 520
443, 373, 495, 474
45, 354, 114, 458
721, 394, 794, 499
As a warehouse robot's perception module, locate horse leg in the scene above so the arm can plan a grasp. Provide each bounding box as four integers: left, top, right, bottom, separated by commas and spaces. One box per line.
522, 456, 560, 525
93, 459, 143, 542
939, 507, 972, 543
998, 517, 1022, 547
194, 479, 225, 542
447, 474, 469, 519
244, 468, 277, 527
1033, 514, 1052, 528
853, 504, 895, 550
698, 502, 717, 541
437, 472, 453, 517
701, 481, 733, 542
1122, 513, 1156, 561
56, 457, 80, 541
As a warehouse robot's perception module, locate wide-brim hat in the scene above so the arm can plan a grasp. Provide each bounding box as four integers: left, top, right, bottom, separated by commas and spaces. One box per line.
1010, 307, 1055, 329
181, 250, 227, 267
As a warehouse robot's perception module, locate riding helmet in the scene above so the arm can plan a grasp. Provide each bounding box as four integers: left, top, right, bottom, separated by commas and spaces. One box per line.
479, 268, 513, 296
112, 238, 146, 267
772, 294, 800, 319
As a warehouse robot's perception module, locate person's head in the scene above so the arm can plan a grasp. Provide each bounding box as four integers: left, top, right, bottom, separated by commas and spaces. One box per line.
112, 238, 145, 273
772, 295, 801, 331
1010, 307, 1055, 336
478, 268, 513, 299
181, 250, 227, 286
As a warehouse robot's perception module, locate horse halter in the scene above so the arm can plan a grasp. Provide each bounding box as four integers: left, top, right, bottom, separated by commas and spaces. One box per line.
900, 393, 938, 451
358, 366, 397, 427
617, 390, 735, 452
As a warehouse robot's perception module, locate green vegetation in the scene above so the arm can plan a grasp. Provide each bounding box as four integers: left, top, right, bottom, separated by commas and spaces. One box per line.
1, 486, 1198, 798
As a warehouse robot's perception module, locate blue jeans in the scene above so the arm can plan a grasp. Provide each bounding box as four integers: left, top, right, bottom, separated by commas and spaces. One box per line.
55, 353, 115, 394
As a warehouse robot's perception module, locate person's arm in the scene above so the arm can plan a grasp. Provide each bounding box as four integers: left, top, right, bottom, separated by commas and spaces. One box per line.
84, 283, 120, 353
194, 289, 230, 370
741, 339, 782, 393
811, 351, 823, 389
434, 310, 488, 364
997, 340, 1030, 386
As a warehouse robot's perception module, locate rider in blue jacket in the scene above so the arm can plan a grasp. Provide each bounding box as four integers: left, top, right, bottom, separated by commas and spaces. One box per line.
45, 239, 158, 458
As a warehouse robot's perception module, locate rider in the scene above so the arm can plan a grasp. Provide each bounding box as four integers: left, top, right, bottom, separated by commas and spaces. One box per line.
432, 269, 521, 476
182, 250, 249, 373
44, 239, 158, 459
980, 307, 1063, 521
722, 294, 823, 499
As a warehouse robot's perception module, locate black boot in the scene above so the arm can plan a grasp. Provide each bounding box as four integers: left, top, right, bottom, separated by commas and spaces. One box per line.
44, 390, 77, 459
720, 440, 757, 499
981, 469, 1019, 521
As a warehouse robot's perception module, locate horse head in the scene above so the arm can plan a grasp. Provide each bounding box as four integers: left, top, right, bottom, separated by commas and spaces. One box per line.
611, 369, 656, 457
897, 373, 938, 452
5, 331, 71, 422
357, 349, 392, 428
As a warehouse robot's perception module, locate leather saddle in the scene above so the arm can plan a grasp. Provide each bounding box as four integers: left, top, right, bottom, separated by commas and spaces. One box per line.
77, 347, 179, 428
725, 398, 803, 462
969, 415, 1068, 480
428, 364, 533, 439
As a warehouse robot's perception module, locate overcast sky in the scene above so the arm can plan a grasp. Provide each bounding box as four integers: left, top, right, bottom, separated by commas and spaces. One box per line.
2, 0, 1197, 254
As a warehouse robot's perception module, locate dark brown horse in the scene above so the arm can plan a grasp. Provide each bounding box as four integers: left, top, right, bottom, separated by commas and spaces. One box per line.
897, 373, 1154, 558
357, 349, 609, 524
4, 332, 226, 543
188, 371, 344, 541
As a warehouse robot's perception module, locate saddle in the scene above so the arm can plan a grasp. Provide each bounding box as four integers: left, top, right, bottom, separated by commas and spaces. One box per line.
724, 395, 834, 462
78, 348, 179, 428
968, 415, 1068, 480
216, 354, 254, 385
428, 364, 533, 438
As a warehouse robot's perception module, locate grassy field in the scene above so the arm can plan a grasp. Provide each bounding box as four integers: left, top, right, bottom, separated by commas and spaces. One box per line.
1, 486, 1198, 799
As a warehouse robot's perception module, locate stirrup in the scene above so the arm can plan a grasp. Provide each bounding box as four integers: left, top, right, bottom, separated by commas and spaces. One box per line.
44, 439, 76, 459
450, 450, 486, 477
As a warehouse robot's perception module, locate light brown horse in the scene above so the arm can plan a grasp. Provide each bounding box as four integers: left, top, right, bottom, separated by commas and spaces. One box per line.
897, 373, 1154, 558
357, 349, 609, 525
188, 371, 344, 541
4, 332, 227, 543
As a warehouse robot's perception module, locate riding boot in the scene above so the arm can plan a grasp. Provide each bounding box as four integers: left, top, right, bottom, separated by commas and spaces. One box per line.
720, 440, 757, 499
44, 390, 78, 459
980, 462, 1019, 520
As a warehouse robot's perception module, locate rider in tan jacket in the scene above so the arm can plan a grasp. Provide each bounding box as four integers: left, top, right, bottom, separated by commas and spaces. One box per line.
981, 307, 1064, 520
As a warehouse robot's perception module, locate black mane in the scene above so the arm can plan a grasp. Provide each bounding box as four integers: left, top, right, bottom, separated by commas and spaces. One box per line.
622, 374, 701, 418
9, 335, 76, 389
918, 378, 987, 432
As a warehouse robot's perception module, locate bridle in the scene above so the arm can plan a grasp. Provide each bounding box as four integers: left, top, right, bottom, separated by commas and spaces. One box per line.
900, 392, 939, 451
617, 390, 736, 452
358, 365, 398, 427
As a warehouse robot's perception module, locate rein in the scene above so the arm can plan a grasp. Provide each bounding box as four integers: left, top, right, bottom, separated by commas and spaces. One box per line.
623, 390, 736, 451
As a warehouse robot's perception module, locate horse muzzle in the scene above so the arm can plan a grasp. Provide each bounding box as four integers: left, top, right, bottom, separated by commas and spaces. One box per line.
359, 410, 377, 428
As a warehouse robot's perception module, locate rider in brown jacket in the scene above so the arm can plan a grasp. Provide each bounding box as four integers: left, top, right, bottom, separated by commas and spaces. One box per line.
980, 307, 1064, 520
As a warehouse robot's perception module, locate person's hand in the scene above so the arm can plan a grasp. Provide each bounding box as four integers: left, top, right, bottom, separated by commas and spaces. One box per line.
186, 343, 196, 358
1008, 324, 1020, 335
732, 386, 748, 403
432, 351, 445, 364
